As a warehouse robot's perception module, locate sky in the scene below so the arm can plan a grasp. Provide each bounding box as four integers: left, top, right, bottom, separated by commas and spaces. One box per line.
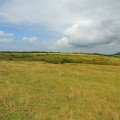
0, 0, 120, 54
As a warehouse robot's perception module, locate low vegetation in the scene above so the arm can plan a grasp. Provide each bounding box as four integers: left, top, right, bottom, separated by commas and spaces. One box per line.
0, 52, 120, 65
0, 52, 120, 120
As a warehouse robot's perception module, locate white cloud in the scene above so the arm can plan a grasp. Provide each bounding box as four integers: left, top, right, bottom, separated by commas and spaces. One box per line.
0, 0, 120, 53
0, 38, 13, 43
56, 19, 120, 48
22, 37, 37, 43
0, 0, 73, 32
0, 30, 14, 37
0, 30, 14, 44
0, 0, 119, 30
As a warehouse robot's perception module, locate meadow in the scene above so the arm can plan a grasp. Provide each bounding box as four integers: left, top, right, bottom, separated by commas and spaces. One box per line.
0, 52, 120, 120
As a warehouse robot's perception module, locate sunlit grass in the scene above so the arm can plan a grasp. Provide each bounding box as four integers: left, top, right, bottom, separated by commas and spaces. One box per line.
0, 61, 120, 120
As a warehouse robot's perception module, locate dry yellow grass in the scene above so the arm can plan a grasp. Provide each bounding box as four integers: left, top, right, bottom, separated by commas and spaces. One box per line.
0, 61, 120, 120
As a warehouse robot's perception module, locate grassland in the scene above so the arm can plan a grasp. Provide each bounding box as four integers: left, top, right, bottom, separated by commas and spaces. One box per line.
0, 52, 120, 120
0, 52, 120, 65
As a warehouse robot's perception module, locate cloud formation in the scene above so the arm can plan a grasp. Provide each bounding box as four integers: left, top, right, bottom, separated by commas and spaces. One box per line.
0, 30, 14, 43
0, 30, 14, 37
0, 30, 38, 44
0, 38, 13, 43
0, 0, 120, 53
22, 37, 37, 43
57, 19, 120, 48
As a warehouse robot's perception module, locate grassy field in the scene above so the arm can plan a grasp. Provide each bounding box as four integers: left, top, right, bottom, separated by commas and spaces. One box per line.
0, 53, 120, 120
0, 52, 120, 65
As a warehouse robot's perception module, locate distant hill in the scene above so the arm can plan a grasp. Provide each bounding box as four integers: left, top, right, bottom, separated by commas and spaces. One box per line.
114, 52, 120, 55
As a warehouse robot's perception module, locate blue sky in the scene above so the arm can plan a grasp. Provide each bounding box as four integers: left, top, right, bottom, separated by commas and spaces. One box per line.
0, 0, 120, 53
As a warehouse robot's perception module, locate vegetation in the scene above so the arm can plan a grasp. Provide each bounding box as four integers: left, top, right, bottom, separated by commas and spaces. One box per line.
112, 52, 120, 58
0, 52, 120, 120
0, 52, 120, 65
113, 52, 120, 55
